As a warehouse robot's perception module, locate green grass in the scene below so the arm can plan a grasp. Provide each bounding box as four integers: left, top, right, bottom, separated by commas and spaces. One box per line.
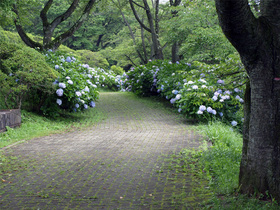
0, 107, 105, 148
178, 121, 279, 209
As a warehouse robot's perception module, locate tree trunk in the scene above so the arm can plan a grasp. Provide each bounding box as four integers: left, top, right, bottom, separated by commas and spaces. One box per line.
215, 0, 280, 200
239, 62, 280, 199
129, 0, 163, 60
13, 0, 96, 51
171, 41, 179, 63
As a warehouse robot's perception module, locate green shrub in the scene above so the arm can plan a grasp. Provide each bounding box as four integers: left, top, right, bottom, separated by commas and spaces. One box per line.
75, 50, 109, 69
197, 122, 243, 194
110, 65, 124, 76
0, 41, 58, 110
44, 50, 99, 116
123, 57, 245, 127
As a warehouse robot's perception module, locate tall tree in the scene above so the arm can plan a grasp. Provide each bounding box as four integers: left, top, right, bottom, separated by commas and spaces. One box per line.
12, 0, 97, 51
169, 0, 181, 63
129, 0, 164, 60
215, 0, 280, 200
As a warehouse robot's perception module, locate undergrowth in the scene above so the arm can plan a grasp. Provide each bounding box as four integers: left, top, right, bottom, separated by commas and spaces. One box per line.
178, 121, 279, 209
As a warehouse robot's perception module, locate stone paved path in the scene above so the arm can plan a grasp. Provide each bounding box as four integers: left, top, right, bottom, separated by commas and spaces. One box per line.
0, 92, 205, 209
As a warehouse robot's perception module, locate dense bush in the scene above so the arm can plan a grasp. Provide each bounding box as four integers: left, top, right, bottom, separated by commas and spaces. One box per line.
122, 55, 246, 127
75, 50, 109, 70
44, 50, 99, 116
0, 41, 58, 110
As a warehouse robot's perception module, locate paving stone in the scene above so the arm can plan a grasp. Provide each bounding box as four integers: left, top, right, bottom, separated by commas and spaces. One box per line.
0, 92, 206, 209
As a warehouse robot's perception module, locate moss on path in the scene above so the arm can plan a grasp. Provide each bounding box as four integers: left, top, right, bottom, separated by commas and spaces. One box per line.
0, 92, 209, 209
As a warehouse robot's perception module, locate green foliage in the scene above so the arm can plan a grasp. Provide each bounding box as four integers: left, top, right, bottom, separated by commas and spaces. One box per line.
196, 122, 243, 194
44, 50, 99, 116
179, 122, 279, 209
75, 50, 109, 69
0, 41, 58, 109
123, 57, 245, 127
161, 0, 236, 63
0, 107, 105, 148
110, 65, 124, 76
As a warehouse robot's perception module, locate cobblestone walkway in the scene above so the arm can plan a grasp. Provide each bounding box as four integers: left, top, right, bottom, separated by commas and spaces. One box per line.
0, 92, 205, 209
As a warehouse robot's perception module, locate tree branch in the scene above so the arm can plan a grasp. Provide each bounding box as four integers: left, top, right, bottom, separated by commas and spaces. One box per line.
49, 0, 80, 32
40, 0, 53, 30
131, 0, 146, 10
50, 0, 96, 50
215, 0, 258, 57
129, 0, 151, 33
13, 4, 43, 49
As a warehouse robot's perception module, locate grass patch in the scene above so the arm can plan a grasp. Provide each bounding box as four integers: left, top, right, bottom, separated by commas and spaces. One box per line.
178, 121, 279, 209
0, 107, 105, 148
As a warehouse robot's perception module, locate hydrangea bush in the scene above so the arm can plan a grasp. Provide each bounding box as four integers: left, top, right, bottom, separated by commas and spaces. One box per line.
44, 50, 99, 114
122, 57, 246, 128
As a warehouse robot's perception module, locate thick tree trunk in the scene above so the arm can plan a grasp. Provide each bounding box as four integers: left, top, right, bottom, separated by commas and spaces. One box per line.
215, 0, 280, 200
239, 62, 280, 199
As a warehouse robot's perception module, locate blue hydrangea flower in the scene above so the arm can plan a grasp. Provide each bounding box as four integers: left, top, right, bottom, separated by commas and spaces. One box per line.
84, 104, 88, 109
53, 80, 59, 85
199, 105, 206, 111
48, 49, 52, 52
207, 107, 213, 113
192, 85, 198, 90
75, 91, 82, 97
55, 65, 59, 69
234, 88, 240, 92
219, 112, 223, 117
75, 104, 79, 108
231, 121, 238, 126
56, 88, 63, 97
172, 90, 178, 95
67, 80, 73, 85
66, 76, 70, 80
178, 108, 182, 113
212, 96, 218, 101
224, 90, 231, 95
90, 101, 95, 108
66, 56, 71, 62
88, 74, 92, 79
84, 86, 90, 92
56, 99, 62, 106
170, 98, 176, 104
59, 83, 66, 89
217, 79, 224, 84
175, 94, 181, 100
197, 110, 203, 114
211, 109, 217, 115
